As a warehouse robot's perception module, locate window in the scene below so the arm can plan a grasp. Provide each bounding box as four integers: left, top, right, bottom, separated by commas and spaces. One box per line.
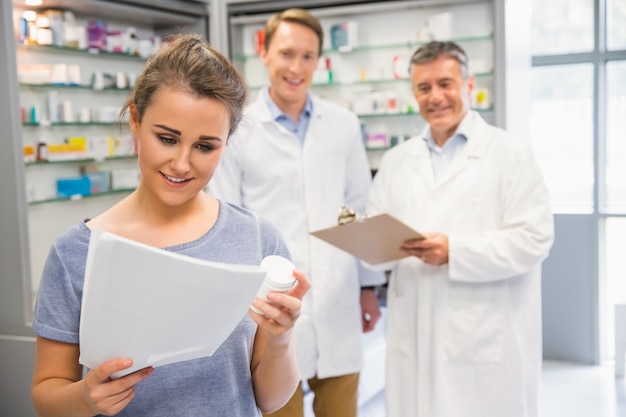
531, 0, 626, 363
530, 64, 594, 213
607, 0, 626, 50
532, 0, 594, 55
603, 217, 626, 358
604, 61, 626, 213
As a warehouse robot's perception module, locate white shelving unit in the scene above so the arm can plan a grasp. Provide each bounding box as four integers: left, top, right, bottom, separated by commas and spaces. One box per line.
11, 0, 211, 315
219, 0, 530, 411
225, 0, 498, 171
17, 45, 146, 204
1, 1, 215, 414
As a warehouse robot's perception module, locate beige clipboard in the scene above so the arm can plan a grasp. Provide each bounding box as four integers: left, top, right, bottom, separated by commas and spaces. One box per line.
310, 213, 425, 265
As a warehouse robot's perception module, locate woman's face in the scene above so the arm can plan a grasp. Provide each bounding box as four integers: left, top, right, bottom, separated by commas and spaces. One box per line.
130, 87, 231, 208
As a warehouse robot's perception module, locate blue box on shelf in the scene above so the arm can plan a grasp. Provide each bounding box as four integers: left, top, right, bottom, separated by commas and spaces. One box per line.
80, 164, 111, 193
330, 21, 358, 52
57, 176, 91, 198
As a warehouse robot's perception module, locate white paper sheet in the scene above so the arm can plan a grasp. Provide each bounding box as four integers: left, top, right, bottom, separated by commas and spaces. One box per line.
79, 228, 267, 378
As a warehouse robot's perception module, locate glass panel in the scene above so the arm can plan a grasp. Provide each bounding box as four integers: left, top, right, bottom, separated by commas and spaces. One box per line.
602, 217, 626, 360
604, 61, 626, 213
607, 0, 626, 50
530, 64, 594, 213
531, 0, 594, 55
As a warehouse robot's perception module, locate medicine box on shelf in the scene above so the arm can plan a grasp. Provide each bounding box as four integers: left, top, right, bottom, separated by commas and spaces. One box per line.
57, 176, 91, 197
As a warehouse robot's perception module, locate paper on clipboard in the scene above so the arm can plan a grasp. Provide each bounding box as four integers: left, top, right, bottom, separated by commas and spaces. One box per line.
310, 213, 425, 265
79, 228, 267, 378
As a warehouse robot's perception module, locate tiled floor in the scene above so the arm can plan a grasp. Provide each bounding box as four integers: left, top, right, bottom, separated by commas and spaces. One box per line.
358, 389, 385, 417
541, 360, 626, 417
357, 360, 626, 417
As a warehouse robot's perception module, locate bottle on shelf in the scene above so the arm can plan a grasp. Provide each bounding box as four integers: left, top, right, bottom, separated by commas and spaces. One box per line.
35, 16, 53, 46
62, 11, 80, 49
36, 139, 48, 162
24, 11, 38, 45
47, 90, 59, 123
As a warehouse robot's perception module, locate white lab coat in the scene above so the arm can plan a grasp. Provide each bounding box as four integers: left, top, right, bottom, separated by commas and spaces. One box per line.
210, 90, 385, 379
367, 112, 554, 417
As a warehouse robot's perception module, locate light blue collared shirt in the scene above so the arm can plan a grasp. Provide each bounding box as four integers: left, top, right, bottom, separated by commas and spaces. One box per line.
422, 111, 474, 181
263, 88, 313, 144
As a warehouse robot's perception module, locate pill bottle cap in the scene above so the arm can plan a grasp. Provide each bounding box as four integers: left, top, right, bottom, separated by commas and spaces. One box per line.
260, 255, 295, 290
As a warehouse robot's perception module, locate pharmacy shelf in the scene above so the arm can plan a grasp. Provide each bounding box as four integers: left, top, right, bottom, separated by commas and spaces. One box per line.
247, 70, 494, 91
19, 83, 132, 91
28, 187, 135, 205
25, 155, 136, 167
358, 106, 493, 119
233, 33, 493, 61
22, 121, 119, 127
16, 43, 148, 60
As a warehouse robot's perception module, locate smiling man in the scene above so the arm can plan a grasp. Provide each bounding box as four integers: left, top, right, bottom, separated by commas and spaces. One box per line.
210, 8, 385, 417
366, 41, 555, 417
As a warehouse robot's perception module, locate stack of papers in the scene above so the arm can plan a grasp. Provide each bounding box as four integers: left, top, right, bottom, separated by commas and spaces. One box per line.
79, 229, 267, 378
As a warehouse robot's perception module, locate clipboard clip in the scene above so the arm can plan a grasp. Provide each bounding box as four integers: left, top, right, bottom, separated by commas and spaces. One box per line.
337, 205, 367, 225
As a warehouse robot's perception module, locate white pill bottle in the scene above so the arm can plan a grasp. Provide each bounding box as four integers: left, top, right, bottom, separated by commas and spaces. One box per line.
250, 255, 296, 315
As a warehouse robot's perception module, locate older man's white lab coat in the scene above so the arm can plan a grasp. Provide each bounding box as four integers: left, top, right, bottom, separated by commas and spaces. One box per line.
210, 90, 384, 380
367, 112, 554, 417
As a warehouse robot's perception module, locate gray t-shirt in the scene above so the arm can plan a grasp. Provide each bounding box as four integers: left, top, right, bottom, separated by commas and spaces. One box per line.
32, 202, 291, 417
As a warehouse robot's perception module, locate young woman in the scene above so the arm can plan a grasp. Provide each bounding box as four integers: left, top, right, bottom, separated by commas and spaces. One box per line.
31, 33, 309, 417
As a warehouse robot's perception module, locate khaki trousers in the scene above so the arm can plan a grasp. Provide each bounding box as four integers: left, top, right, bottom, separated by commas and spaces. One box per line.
263, 373, 360, 417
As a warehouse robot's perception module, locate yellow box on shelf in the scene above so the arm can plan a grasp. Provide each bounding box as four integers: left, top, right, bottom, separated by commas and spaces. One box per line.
47, 141, 88, 161
23, 145, 36, 163
66, 136, 87, 147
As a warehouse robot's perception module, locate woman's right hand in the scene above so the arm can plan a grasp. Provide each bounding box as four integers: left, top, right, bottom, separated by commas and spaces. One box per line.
82, 359, 154, 416
249, 269, 310, 343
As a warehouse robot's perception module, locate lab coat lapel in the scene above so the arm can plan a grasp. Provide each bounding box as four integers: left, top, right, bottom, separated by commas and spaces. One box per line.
302, 96, 323, 154
256, 92, 274, 124
412, 127, 437, 189
433, 112, 488, 189
433, 143, 472, 189
255, 92, 303, 153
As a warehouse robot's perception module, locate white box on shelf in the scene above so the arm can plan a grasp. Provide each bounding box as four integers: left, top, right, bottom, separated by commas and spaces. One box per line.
111, 168, 141, 190
330, 21, 358, 52
428, 11, 452, 40
17, 64, 52, 84
50, 63, 68, 85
